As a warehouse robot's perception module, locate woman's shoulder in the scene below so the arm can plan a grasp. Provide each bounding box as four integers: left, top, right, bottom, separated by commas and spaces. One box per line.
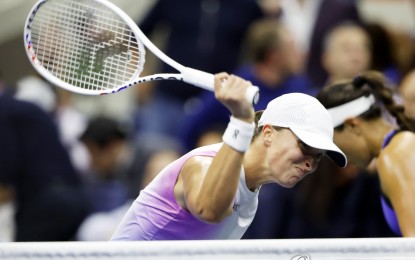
378, 131, 415, 178
180, 143, 222, 169
377, 131, 415, 205
188, 143, 223, 155
386, 131, 415, 152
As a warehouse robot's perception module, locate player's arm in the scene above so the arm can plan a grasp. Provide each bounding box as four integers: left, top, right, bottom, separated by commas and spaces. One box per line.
178, 73, 255, 223
378, 132, 415, 237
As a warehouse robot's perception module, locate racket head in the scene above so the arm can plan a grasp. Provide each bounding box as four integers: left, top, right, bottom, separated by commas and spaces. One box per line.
24, 0, 145, 95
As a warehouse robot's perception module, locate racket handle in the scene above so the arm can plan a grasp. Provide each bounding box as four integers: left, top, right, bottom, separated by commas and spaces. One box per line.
182, 67, 260, 105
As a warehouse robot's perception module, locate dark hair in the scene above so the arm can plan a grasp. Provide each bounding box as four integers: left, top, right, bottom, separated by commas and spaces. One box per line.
252, 110, 286, 141
243, 18, 281, 63
253, 110, 265, 140
80, 116, 130, 148
365, 22, 395, 72
317, 70, 414, 131
323, 21, 371, 53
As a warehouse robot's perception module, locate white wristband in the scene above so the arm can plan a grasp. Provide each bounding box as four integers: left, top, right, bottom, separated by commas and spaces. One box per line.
222, 116, 255, 152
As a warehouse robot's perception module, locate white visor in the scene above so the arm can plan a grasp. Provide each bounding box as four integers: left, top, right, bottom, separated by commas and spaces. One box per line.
327, 95, 375, 127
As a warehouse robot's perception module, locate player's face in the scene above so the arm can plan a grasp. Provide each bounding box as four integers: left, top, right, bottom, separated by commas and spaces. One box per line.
333, 128, 372, 168
265, 127, 324, 188
399, 72, 415, 120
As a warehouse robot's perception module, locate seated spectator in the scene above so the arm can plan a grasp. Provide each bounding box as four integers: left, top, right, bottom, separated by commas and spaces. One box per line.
321, 22, 372, 85
265, 0, 362, 86
79, 116, 133, 213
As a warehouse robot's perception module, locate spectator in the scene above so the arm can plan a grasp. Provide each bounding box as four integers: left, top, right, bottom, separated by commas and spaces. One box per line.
0, 79, 89, 241
321, 22, 371, 85
14, 75, 89, 173
276, 0, 362, 86
79, 116, 133, 212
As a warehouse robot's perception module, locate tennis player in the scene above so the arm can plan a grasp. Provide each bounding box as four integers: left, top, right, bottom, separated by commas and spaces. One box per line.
111, 73, 346, 240
317, 71, 415, 237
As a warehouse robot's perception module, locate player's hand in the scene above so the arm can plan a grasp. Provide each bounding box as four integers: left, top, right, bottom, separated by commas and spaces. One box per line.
214, 73, 255, 122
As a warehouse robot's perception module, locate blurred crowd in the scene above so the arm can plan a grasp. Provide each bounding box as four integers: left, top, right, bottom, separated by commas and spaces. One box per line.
1, 0, 415, 241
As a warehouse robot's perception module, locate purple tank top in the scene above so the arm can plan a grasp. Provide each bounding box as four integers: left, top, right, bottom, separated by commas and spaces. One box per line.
380, 129, 402, 236
111, 143, 259, 240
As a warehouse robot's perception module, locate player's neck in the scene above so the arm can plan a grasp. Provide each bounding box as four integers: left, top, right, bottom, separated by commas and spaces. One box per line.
365, 119, 395, 157
243, 140, 269, 190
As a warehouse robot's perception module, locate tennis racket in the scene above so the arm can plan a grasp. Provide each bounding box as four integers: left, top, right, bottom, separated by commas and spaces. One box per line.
24, 0, 259, 104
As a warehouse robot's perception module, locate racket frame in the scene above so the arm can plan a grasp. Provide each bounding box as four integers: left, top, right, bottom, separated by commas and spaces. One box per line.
24, 0, 259, 104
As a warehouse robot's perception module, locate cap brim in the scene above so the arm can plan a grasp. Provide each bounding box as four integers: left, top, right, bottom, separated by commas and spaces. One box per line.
290, 128, 347, 168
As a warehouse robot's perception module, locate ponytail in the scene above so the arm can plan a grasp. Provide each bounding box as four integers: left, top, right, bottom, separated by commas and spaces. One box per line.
355, 71, 415, 131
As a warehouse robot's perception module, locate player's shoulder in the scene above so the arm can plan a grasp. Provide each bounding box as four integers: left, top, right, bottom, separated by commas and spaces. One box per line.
387, 131, 415, 151
181, 143, 222, 173
189, 143, 223, 154
378, 131, 415, 167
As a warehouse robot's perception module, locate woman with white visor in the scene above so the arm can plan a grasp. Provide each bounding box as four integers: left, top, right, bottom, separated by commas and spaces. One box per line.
317, 71, 415, 237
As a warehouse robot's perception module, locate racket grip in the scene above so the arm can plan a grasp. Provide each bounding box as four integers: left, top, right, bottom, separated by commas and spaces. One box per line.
182, 67, 215, 91
182, 67, 260, 105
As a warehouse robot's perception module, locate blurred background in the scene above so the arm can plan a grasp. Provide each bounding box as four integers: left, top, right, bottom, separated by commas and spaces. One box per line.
1, 0, 415, 242
1, 0, 415, 90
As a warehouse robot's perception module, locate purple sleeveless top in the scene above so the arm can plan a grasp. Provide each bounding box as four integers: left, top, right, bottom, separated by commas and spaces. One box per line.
380, 130, 402, 236
111, 143, 259, 240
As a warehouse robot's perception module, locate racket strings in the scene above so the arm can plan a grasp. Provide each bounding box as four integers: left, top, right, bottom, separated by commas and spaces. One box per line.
29, 0, 143, 91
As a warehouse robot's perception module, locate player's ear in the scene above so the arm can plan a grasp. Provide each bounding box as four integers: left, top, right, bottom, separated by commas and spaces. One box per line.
261, 125, 273, 146
343, 117, 362, 135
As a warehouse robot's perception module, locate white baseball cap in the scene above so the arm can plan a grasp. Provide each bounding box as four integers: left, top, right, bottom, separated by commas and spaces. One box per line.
258, 93, 347, 167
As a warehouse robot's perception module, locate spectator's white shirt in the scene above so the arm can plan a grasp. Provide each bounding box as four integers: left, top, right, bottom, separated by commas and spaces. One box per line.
280, 0, 323, 54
